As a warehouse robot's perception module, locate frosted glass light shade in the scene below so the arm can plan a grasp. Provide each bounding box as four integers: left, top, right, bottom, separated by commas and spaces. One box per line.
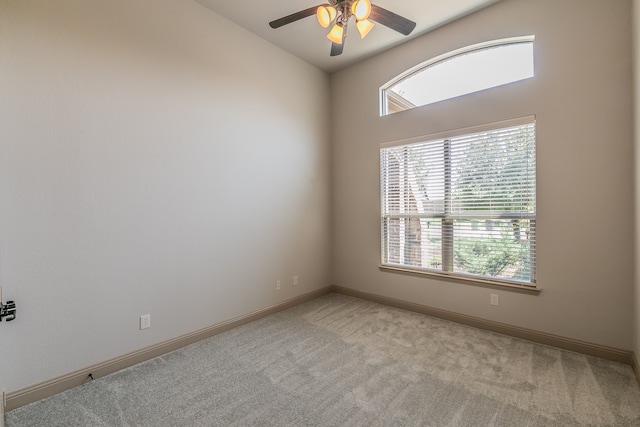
352, 0, 372, 21
327, 23, 344, 44
356, 19, 375, 38
316, 6, 337, 28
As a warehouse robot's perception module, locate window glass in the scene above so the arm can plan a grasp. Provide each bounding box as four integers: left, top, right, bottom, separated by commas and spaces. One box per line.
381, 37, 535, 115
380, 117, 536, 286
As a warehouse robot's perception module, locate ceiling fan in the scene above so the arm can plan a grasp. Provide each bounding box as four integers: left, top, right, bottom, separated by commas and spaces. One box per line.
269, 0, 417, 57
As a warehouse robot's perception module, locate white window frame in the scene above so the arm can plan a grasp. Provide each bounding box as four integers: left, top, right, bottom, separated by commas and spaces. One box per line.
380, 116, 538, 291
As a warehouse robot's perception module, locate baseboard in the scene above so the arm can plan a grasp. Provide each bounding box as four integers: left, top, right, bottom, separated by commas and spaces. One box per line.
633, 351, 640, 386
5, 287, 332, 412
332, 285, 635, 367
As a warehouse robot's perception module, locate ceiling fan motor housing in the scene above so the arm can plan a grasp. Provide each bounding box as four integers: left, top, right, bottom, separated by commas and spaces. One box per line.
331, 0, 358, 25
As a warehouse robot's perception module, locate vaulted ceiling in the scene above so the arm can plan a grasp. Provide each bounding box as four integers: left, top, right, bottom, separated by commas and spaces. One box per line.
194, 0, 501, 73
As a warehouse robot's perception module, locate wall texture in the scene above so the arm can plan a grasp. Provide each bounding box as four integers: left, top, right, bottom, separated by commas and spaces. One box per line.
0, 0, 331, 391
331, 0, 634, 349
634, 0, 640, 363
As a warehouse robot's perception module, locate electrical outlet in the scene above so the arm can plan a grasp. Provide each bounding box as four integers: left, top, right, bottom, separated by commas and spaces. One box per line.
140, 314, 151, 330
490, 294, 499, 306
276, 281, 281, 290
293, 276, 299, 286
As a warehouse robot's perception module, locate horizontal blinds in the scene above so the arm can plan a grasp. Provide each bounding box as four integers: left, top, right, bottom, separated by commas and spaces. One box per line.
450, 123, 535, 218
381, 138, 446, 217
380, 118, 536, 284
381, 122, 535, 219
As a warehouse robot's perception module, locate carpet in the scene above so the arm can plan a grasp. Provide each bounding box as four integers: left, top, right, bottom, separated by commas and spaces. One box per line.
6, 293, 640, 426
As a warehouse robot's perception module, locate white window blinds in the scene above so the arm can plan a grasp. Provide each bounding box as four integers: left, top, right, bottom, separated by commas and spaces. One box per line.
381, 117, 536, 285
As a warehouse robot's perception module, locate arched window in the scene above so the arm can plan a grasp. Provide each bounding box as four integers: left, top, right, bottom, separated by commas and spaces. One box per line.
380, 36, 535, 115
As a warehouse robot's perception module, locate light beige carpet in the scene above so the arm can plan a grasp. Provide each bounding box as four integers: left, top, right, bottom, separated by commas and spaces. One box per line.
6, 293, 640, 426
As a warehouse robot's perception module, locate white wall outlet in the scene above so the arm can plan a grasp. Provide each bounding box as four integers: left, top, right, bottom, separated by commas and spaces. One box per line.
276, 280, 281, 290
140, 314, 151, 330
490, 294, 499, 306
293, 276, 299, 286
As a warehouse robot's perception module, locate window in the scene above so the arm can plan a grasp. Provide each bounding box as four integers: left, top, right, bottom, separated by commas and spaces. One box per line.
380, 117, 536, 287
381, 36, 535, 115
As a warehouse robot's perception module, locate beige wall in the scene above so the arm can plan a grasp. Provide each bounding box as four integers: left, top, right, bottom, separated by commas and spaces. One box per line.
634, 0, 640, 361
331, 0, 634, 349
0, 0, 331, 391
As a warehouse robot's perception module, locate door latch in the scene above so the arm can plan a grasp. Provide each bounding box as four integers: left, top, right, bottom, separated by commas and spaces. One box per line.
0, 300, 16, 322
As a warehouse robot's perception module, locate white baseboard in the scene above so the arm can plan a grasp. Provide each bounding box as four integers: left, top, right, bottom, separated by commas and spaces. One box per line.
5, 287, 332, 411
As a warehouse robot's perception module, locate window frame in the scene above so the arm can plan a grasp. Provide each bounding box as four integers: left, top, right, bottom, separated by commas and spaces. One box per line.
379, 116, 539, 292
380, 35, 535, 116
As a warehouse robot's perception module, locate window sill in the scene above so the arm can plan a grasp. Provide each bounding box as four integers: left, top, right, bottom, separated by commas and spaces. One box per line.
379, 265, 541, 294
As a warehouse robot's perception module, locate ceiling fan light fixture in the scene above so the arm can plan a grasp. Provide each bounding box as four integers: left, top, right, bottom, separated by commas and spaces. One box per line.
352, 0, 372, 21
356, 19, 375, 38
269, 1, 417, 57
316, 5, 337, 28
327, 23, 344, 44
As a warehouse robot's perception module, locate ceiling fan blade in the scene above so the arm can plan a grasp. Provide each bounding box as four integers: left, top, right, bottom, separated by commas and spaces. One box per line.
330, 42, 344, 56
269, 6, 321, 29
369, 4, 417, 36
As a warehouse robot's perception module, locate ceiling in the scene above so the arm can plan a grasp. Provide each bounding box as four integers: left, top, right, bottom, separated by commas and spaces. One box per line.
194, 0, 501, 73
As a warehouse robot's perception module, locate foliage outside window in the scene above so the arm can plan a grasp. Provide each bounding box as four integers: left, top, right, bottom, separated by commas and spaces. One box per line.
380, 117, 536, 286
